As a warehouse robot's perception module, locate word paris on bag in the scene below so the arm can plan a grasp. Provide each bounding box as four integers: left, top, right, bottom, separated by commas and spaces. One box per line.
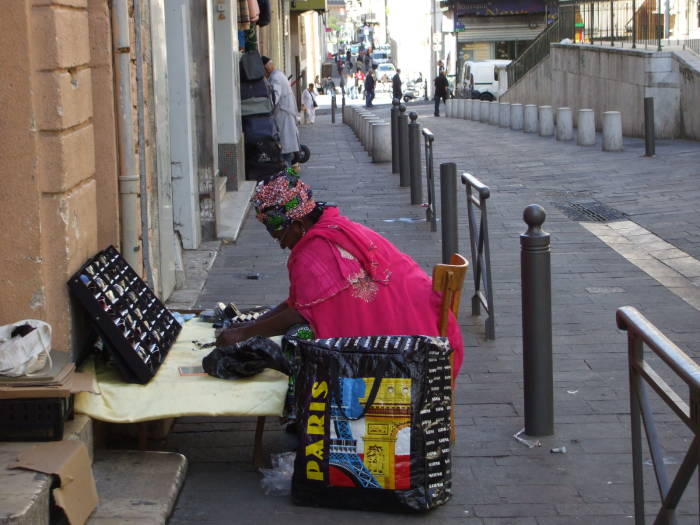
285, 334, 453, 513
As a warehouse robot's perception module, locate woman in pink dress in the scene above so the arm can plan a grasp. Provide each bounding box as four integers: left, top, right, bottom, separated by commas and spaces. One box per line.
216, 170, 464, 377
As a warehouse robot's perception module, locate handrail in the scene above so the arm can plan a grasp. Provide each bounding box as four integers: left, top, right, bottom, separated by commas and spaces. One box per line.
461, 172, 495, 340
617, 306, 700, 392
422, 128, 437, 232
617, 305, 700, 524
506, 18, 562, 89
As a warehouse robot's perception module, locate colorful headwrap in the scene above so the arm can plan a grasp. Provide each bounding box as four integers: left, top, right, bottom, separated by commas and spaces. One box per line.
253, 169, 316, 232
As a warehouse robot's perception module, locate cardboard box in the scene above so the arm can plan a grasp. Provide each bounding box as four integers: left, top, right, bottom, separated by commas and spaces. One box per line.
9, 440, 98, 525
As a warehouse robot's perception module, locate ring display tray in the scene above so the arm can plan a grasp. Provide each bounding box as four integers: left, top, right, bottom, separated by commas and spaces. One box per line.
68, 245, 181, 384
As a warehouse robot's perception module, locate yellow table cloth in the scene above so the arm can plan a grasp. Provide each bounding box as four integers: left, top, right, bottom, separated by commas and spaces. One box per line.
75, 319, 288, 423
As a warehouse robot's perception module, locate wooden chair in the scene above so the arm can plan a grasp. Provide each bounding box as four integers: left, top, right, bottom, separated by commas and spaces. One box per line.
432, 253, 468, 442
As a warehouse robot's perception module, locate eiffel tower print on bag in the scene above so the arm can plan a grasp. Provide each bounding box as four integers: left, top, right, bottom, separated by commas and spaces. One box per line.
286, 334, 453, 513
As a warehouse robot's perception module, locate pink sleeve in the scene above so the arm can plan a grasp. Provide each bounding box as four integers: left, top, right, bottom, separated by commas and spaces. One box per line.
288, 237, 363, 310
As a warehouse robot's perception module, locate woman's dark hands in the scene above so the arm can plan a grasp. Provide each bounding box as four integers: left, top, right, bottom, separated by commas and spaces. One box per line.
215, 326, 250, 347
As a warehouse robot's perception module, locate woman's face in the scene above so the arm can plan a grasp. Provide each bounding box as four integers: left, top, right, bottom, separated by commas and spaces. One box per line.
270, 222, 304, 250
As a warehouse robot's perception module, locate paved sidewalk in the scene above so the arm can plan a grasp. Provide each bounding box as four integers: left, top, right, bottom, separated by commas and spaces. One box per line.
167, 102, 700, 524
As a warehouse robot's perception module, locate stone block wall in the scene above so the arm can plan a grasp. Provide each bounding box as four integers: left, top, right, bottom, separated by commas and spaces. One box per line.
502, 43, 698, 140
0, 0, 119, 355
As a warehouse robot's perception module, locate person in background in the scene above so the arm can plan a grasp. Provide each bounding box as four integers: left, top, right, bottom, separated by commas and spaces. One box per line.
433, 70, 449, 117
300, 83, 316, 125
346, 48, 352, 68
215, 170, 464, 379
263, 56, 299, 167
355, 69, 365, 98
364, 67, 375, 108
392, 68, 403, 102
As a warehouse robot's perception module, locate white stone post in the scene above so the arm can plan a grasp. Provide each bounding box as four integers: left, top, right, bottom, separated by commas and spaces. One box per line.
465, 99, 473, 120
499, 102, 511, 128
510, 103, 524, 130
577, 109, 596, 146
538, 105, 554, 136
489, 101, 499, 125
456, 99, 466, 119
479, 100, 488, 122
446, 98, 453, 118
372, 122, 392, 162
602, 111, 623, 151
524, 104, 538, 133
556, 107, 574, 141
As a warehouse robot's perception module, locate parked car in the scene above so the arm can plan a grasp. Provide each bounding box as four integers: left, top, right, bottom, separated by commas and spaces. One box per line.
375, 63, 397, 85
455, 59, 511, 100
370, 51, 390, 67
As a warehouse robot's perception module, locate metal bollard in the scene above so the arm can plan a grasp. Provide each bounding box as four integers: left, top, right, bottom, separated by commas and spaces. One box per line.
521, 204, 553, 437
644, 97, 655, 157
398, 104, 410, 188
440, 163, 458, 264
391, 99, 400, 174
331, 93, 336, 124
408, 112, 423, 205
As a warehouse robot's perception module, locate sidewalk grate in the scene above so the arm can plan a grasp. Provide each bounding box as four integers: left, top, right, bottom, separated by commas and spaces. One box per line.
554, 200, 627, 223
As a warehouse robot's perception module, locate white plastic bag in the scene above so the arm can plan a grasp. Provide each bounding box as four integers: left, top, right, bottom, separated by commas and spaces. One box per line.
0, 320, 52, 377
259, 451, 296, 496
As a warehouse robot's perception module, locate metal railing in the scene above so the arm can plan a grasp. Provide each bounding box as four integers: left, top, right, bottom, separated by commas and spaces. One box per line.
461, 173, 495, 340
617, 306, 700, 524
507, 1, 700, 89
506, 17, 568, 89
422, 128, 437, 232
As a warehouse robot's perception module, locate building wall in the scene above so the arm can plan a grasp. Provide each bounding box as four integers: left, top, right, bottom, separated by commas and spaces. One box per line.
502, 44, 699, 140
0, 0, 119, 355
678, 52, 700, 139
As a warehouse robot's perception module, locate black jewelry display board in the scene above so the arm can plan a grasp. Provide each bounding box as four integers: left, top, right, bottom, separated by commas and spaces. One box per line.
68, 246, 181, 384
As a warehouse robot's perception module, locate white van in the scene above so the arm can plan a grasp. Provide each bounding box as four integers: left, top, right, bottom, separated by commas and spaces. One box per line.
456, 59, 511, 100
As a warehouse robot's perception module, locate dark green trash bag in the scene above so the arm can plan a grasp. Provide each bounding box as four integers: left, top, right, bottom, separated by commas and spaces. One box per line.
285, 335, 453, 513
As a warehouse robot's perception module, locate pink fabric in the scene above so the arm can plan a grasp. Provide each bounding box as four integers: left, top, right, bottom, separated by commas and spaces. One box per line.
287, 207, 464, 377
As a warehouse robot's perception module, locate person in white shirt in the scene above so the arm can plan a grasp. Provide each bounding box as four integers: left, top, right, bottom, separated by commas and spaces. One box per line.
262, 56, 300, 167
301, 84, 316, 125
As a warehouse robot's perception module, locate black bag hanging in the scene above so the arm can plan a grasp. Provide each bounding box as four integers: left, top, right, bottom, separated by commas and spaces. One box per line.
257, 0, 271, 27
240, 49, 266, 82
286, 335, 453, 513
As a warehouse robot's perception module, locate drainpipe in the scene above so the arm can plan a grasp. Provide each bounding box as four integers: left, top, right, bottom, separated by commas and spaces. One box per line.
112, 0, 140, 272
132, 0, 155, 290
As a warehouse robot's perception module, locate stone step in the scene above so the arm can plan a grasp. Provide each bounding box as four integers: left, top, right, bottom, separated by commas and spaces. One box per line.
87, 450, 187, 524
0, 414, 93, 525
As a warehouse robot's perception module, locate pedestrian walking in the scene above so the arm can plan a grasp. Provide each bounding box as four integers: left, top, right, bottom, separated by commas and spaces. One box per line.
301, 83, 317, 125
364, 68, 375, 108
433, 70, 449, 117
263, 56, 300, 167
392, 68, 403, 101
345, 48, 352, 67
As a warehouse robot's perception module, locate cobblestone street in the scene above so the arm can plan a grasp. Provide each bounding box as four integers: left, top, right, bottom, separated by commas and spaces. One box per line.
168, 100, 700, 524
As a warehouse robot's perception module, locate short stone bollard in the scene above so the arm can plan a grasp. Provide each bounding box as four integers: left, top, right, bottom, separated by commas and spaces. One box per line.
577, 109, 596, 146
556, 107, 573, 141
489, 101, 499, 125
366, 118, 382, 153
372, 122, 392, 163
510, 103, 524, 131
456, 99, 466, 119
446, 98, 453, 118
465, 99, 473, 120
524, 104, 538, 133
499, 102, 510, 128
603, 111, 623, 152
480, 100, 490, 123
538, 105, 554, 137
